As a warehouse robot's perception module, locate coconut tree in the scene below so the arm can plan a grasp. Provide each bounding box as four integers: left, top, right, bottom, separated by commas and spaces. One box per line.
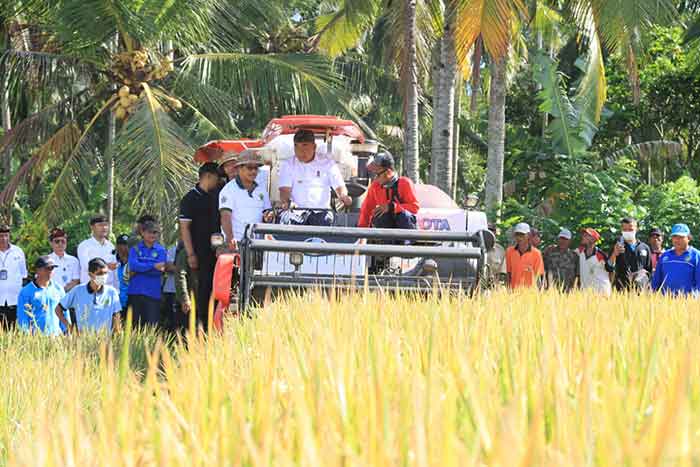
312, 0, 439, 182
0, 0, 348, 224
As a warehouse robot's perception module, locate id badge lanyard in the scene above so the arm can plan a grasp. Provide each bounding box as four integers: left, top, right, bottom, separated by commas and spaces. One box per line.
0, 250, 11, 280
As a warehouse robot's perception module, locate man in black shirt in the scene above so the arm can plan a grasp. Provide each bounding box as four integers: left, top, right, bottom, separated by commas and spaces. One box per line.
608, 217, 653, 291
179, 162, 221, 328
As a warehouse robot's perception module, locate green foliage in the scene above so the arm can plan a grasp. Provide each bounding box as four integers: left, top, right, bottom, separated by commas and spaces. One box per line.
638, 176, 700, 240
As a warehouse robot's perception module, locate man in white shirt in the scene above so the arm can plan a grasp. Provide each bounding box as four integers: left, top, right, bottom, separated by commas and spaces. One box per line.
47, 228, 80, 292
77, 215, 118, 286
0, 223, 28, 329
278, 129, 352, 226
219, 150, 274, 247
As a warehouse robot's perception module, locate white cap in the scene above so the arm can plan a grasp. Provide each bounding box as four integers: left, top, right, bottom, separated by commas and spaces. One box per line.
513, 222, 531, 235
558, 228, 573, 240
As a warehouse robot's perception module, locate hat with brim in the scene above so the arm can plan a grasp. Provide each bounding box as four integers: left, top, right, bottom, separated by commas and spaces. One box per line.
582, 228, 601, 242
558, 228, 573, 240
35, 256, 58, 270
513, 222, 531, 235
0, 224, 10, 233
219, 151, 239, 167
671, 223, 691, 237
649, 227, 663, 237
367, 153, 395, 173
234, 149, 264, 168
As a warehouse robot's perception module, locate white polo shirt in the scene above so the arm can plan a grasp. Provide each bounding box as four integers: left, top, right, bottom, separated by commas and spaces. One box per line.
48, 252, 80, 291
77, 236, 117, 286
0, 244, 28, 307
278, 156, 345, 209
219, 179, 272, 241
578, 248, 612, 295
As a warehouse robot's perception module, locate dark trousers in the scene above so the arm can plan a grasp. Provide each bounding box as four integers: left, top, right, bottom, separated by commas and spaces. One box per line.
372, 210, 417, 229
0, 305, 17, 330
196, 260, 215, 330
160, 292, 176, 331
129, 295, 161, 328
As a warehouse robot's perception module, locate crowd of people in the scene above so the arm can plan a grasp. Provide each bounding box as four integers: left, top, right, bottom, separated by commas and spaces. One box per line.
485, 217, 700, 296
3, 126, 695, 336
0, 129, 421, 335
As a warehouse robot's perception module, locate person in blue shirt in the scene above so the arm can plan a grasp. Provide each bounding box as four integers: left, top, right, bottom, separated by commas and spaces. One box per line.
55, 258, 122, 334
651, 224, 700, 295
17, 256, 66, 335
128, 221, 166, 327
115, 234, 130, 317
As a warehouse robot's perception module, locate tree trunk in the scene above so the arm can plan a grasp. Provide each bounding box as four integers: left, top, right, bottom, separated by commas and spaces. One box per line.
469, 37, 483, 115
429, 39, 442, 185
1, 73, 11, 181
485, 57, 507, 217
403, 0, 420, 183
106, 110, 116, 230
432, 18, 457, 195
452, 76, 461, 199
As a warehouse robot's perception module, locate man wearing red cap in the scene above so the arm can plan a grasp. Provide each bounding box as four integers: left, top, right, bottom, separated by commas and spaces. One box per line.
47, 228, 80, 292
577, 228, 613, 295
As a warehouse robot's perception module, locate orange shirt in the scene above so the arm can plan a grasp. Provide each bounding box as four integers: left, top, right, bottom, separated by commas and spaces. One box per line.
506, 245, 544, 288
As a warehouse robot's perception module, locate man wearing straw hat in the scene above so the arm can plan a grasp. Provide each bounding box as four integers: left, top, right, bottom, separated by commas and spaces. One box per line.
219, 150, 274, 249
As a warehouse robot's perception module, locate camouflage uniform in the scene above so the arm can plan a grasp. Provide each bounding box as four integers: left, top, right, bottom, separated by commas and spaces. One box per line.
543, 247, 580, 291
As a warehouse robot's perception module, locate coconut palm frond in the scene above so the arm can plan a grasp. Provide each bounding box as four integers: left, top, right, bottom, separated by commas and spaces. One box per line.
37, 96, 117, 224
454, 0, 528, 61
573, 28, 606, 124
311, 0, 382, 56
113, 84, 195, 224
610, 140, 684, 162
0, 49, 96, 94
180, 52, 348, 120
0, 123, 81, 207
0, 92, 89, 164
169, 74, 240, 135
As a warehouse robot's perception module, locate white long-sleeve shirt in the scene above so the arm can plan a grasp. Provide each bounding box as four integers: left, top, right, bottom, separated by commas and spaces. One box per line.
77, 236, 117, 286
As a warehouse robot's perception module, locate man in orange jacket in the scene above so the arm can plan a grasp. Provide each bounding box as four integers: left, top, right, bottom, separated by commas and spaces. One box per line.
358, 153, 420, 229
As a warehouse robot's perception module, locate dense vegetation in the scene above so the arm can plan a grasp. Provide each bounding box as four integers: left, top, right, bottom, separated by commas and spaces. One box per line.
1, 0, 700, 253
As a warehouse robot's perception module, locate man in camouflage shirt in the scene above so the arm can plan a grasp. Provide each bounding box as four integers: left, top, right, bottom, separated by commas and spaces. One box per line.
543, 228, 580, 291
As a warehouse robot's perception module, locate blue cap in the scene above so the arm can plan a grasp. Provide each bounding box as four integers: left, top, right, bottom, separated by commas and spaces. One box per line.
671, 224, 691, 237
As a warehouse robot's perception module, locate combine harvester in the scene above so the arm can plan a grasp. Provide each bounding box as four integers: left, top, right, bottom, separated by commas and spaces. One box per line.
196, 115, 493, 312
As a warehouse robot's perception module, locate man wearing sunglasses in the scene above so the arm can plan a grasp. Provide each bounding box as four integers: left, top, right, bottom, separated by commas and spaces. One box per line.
358, 152, 419, 229
47, 228, 80, 292
219, 150, 274, 249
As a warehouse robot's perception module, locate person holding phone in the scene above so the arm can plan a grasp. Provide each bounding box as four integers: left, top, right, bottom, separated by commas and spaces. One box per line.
607, 217, 653, 291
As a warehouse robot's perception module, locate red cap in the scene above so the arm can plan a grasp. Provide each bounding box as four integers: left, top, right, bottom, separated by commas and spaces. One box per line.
582, 228, 601, 242
49, 228, 67, 241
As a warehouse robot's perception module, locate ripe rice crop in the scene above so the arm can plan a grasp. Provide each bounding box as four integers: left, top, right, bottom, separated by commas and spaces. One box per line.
1, 289, 700, 466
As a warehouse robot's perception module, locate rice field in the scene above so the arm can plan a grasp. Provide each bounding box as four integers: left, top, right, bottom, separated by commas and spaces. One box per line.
1, 289, 700, 466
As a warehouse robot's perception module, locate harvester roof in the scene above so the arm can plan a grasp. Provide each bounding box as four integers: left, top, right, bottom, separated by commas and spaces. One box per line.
261, 115, 365, 144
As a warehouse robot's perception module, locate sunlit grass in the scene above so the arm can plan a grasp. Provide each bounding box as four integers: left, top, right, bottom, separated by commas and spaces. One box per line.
1, 289, 700, 466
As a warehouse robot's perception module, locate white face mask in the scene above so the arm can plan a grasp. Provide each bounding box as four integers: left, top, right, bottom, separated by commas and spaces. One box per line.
92, 274, 108, 287
622, 231, 636, 243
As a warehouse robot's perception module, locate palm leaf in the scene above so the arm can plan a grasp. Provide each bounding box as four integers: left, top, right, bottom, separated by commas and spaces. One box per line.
609, 140, 684, 162
573, 29, 606, 123
180, 52, 348, 120
0, 123, 81, 207
454, 0, 528, 60
113, 84, 195, 224
37, 96, 118, 224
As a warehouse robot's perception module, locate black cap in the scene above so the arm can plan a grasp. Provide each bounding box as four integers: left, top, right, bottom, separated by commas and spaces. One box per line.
293, 129, 315, 144
0, 223, 10, 233
367, 152, 395, 173
90, 214, 108, 225
649, 227, 663, 237
35, 256, 58, 270
116, 234, 130, 245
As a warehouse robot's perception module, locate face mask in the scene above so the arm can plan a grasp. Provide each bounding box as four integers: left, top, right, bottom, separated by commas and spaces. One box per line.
93, 274, 108, 287
622, 231, 636, 243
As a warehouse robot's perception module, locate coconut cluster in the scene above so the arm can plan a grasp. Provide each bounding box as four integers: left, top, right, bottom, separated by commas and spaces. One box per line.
110, 49, 179, 120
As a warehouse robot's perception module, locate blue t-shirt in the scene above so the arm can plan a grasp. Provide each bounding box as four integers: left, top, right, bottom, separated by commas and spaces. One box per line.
60, 283, 121, 333
128, 241, 166, 300
117, 261, 129, 309
17, 281, 66, 336
651, 246, 700, 295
